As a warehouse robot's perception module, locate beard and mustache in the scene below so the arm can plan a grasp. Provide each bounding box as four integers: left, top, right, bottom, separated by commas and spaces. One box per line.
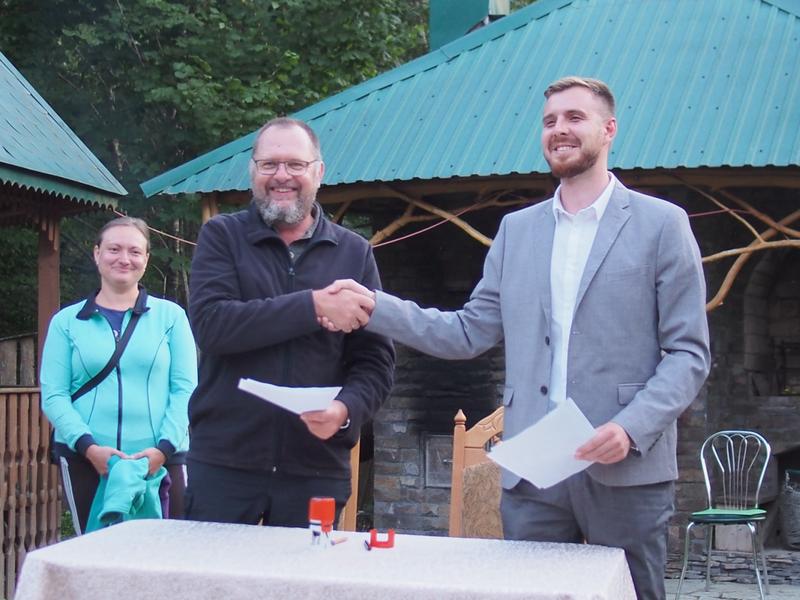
545, 138, 602, 179
253, 188, 315, 227
547, 147, 600, 179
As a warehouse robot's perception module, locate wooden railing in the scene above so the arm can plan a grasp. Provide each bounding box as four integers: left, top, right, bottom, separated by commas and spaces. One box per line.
0, 387, 61, 599
0, 335, 36, 388
0, 334, 61, 599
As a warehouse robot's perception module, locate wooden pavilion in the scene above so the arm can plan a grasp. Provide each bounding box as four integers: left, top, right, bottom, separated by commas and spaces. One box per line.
0, 50, 126, 597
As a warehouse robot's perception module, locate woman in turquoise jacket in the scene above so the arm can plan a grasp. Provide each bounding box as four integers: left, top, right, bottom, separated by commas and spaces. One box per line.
40, 216, 197, 534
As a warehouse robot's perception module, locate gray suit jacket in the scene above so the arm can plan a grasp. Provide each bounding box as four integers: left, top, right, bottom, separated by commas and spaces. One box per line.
367, 180, 711, 489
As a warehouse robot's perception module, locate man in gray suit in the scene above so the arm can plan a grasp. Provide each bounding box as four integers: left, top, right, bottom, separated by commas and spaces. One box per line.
321, 76, 710, 599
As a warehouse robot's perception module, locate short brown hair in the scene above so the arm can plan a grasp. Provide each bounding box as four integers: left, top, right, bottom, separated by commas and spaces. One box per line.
544, 76, 615, 116
96, 216, 150, 252
251, 117, 322, 160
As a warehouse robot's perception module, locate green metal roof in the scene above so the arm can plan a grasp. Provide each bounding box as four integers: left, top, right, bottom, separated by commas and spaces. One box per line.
0, 50, 127, 205
142, 0, 800, 198
429, 0, 508, 51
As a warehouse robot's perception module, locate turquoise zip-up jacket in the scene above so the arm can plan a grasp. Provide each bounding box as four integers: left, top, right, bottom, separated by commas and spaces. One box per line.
86, 455, 166, 532
40, 288, 197, 460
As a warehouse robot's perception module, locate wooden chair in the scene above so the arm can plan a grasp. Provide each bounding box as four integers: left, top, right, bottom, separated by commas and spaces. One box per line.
337, 439, 360, 531
448, 406, 504, 538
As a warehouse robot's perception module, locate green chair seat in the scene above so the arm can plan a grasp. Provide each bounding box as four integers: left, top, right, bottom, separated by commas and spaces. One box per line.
690, 507, 766, 523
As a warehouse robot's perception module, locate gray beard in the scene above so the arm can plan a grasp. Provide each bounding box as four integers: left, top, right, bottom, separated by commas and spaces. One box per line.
254, 195, 308, 227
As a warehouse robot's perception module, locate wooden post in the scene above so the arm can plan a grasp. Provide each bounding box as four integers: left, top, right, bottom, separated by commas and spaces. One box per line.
337, 439, 361, 531
448, 409, 467, 537
201, 193, 220, 224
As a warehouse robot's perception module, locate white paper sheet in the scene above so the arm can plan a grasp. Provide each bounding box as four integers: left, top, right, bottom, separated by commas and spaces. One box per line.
488, 397, 596, 489
238, 378, 341, 415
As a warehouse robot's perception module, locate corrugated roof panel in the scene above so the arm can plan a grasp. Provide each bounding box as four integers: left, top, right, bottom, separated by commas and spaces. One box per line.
0, 51, 127, 201
142, 0, 800, 197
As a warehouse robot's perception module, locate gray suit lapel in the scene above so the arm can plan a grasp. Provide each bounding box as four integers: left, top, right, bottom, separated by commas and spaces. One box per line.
532, 204, 555, 322
574, 184, 632, 310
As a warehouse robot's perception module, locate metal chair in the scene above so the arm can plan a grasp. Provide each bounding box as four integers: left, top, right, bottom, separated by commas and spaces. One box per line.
675, 430, 771, 600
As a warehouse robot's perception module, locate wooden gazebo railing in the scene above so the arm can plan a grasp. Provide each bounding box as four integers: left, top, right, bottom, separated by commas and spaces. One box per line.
0, 335, 60, 599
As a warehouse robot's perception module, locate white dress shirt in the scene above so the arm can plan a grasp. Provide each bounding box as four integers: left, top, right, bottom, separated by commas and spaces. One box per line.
548, 174, 616, 409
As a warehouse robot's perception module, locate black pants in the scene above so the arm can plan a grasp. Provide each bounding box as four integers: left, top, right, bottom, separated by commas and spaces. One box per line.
59, 455, 186, 535
184, 459, 351, 527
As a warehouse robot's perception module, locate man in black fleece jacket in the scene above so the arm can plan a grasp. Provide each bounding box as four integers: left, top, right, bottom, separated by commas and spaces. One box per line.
184, 117, 395, 527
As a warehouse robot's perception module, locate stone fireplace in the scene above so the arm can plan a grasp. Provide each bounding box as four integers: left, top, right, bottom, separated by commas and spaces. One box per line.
722, 247, 800, 548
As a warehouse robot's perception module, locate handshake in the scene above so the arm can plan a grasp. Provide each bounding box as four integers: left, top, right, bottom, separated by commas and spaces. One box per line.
312, 279, 376, 333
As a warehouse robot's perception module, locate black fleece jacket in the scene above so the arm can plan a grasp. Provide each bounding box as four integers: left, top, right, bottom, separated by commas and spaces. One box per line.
187, 203, 395, 479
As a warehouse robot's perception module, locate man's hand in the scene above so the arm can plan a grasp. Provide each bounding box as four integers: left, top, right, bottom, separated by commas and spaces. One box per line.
316, 280, 376, 332
301, 400, 349, 440
131, 447, 167, 476
85, 444, 128, 476
312, 282, 375, 333
326, 279, 375, 298
575, 422, 631, 464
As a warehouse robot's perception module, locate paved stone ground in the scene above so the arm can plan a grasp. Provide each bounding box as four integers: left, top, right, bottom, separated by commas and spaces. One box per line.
664, 578, 800, 599
664, 549, 800, 599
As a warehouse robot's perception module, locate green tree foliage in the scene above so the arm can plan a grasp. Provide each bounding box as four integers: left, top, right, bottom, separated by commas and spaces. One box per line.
0, 0, 426, 334
0, 228, 38, 337
2, 0, 426, 186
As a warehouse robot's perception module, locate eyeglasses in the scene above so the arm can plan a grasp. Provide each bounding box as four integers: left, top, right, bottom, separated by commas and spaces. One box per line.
251, 158, 320, 176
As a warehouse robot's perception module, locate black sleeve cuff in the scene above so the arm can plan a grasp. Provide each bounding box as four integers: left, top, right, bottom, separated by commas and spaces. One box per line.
157, 439, 176, 461
75, 434, 97, 457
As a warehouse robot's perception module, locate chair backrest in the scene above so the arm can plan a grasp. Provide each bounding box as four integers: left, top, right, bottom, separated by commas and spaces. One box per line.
700, 430, 771, 510
449, 406, 504, 537
337, 438, 360, 531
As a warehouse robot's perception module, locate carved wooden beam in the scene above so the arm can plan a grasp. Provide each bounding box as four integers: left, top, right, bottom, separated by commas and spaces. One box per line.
717, 190, 800, 238
332, 200, 353, 224
705, 210, 800, 311
379, 184, 493, 246
670, 175, 764, 242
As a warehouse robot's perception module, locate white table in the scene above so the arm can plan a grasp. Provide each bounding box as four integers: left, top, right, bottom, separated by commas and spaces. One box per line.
15, 520, 635, 600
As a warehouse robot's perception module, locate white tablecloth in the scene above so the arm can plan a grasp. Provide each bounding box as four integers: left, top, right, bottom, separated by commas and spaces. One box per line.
15, 520, 635, 600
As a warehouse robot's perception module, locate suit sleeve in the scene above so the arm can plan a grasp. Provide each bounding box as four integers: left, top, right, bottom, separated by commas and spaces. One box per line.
366, 217, 507, 358
612, 208, 711, 454
334, 246, 395, 443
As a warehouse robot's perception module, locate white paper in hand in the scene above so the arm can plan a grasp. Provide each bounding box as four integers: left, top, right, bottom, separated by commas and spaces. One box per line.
488, 397, 596, 489
238, 378, 341, 415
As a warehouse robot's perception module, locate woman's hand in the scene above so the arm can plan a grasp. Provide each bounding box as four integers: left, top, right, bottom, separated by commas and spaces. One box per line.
131, 447, 167, 476
85, 445, 128, 476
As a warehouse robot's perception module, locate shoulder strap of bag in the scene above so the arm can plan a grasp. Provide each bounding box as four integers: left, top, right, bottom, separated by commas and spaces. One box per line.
70, 310, 143, 402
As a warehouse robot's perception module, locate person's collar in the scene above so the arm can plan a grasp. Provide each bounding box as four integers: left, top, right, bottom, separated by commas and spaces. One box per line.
552, 173, 616, 221
246, 201, 338, 246
77, 285, 149, 320
294, 202, 322, 241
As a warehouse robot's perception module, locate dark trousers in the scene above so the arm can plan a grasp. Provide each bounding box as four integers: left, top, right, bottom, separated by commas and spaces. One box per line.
501, 472, 674, 600
184, 459, 351, 527
59, 455, 186, 535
